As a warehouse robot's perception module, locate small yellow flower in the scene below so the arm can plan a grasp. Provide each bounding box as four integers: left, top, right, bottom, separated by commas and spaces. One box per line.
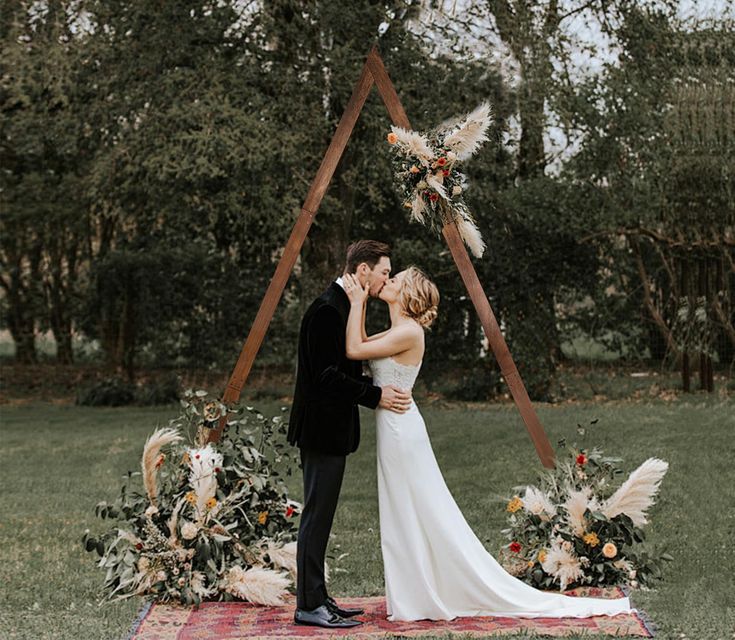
602, 542, 618, 558
583, 531, 600, 547
185, 491, 197, 505
387, 132, 398, 144
257, 510, 268, 525
182, 452, 191, 465
527, 560, 534, 568
206, 497, 217, 509
538, 549, 547, 563
506, 496, 523, 513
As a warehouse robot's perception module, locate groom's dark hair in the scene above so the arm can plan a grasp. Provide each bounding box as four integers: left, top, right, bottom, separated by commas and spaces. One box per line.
344, 240, 391, 274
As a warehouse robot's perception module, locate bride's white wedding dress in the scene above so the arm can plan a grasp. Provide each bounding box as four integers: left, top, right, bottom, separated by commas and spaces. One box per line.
368, 356, 634, 622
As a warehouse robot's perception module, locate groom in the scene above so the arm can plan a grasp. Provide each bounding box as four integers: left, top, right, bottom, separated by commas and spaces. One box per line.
288, 239, 412, 629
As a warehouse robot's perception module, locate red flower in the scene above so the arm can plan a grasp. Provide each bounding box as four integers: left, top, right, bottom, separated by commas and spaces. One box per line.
442, 169, 450, 176
576, 453, 587, 465
437, 157, 447, 166
214, 467, 221, 473
135, 543, 143, 550
429, 192, 439, 202
195, 454, 200, 460
509, 541, 521, 553
285, 505, 295, 518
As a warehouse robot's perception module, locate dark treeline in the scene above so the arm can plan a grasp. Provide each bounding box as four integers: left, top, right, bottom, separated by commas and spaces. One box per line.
1, 1, 733, 399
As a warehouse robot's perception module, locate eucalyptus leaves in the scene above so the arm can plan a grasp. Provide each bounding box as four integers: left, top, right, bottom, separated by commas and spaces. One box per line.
83, 391, 301, 606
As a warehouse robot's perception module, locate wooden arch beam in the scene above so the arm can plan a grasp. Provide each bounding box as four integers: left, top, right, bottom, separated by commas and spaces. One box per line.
209, 45, 555, 469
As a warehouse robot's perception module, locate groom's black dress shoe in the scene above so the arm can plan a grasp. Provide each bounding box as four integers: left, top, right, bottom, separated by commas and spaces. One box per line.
294, 604, 362, 628
325, 596, 365, 618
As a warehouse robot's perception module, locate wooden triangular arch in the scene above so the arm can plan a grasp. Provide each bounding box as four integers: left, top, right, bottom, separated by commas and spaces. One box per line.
208, 45, 555, 469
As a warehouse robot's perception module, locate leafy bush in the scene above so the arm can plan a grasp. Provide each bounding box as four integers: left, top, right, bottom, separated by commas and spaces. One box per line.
76, 377, 136, 406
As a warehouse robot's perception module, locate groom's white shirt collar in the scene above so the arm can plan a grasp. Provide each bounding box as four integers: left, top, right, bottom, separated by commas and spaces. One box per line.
335, 276, 346, 291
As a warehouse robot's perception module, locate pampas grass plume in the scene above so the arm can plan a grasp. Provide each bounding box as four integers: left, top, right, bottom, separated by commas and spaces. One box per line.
602, 458, 668, 526
223, 566, 291, 605
142, 428, 182, 505
443, 102, 492, 161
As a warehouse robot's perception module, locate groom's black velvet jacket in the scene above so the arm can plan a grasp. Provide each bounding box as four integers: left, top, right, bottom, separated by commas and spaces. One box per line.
288, 282, 382, 456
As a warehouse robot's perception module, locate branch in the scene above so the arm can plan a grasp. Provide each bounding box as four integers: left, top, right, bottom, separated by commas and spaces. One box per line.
558, 0, 600, 23
630, 235, 680, 359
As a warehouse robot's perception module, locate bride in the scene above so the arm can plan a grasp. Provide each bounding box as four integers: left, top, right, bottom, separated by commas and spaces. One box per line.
341, 267, 634, 622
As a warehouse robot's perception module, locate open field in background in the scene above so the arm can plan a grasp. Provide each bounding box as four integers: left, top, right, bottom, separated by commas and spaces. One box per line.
1, 396, 733, 639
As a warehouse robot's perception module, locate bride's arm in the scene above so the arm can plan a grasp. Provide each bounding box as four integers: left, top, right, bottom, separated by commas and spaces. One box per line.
346, 297, 418, 360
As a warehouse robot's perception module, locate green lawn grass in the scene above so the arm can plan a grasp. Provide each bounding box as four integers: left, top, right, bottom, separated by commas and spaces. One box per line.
1, 396, 733, 639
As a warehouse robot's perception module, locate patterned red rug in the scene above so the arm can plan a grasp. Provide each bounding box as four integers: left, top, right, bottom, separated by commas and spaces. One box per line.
128, 587, 654, 639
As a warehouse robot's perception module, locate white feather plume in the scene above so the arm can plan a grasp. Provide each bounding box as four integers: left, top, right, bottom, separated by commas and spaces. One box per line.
187, 444, 223, 519
442, 102, 492, 161
456, 215, 485, 258
425, 173, 448, 200
411, 195, 426, 224
142, 428, 182, 505
522, 485, 557, 520
223, 565, 291, 605
563, 486, 595, 537
602, 458, 669, 526
264, 540, 297, 580
391, 126, 435, 165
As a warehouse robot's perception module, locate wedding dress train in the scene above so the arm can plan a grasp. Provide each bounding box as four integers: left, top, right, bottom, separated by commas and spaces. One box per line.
368, 356, 634, 622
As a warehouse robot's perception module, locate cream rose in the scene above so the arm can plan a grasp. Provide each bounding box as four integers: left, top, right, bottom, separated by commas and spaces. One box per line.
602, 542, 618, 558
181, 522, 198, 540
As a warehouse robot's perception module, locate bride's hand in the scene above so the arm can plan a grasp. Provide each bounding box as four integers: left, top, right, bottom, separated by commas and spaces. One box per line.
343, 273, 368, 305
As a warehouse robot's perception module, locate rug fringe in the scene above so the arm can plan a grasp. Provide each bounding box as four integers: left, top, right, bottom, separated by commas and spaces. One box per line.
126, 599, 154, 640
621, 584, 657, 638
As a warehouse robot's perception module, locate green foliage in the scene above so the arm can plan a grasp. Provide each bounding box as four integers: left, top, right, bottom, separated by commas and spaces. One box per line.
82, 392, 299, 605
500, 423, 672, 592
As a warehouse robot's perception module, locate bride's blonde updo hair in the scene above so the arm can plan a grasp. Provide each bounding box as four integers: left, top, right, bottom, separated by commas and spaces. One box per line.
399, 266, 440, 329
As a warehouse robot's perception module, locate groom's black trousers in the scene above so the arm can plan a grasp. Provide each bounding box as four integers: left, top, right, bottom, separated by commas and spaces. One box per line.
296, 447, 346, 611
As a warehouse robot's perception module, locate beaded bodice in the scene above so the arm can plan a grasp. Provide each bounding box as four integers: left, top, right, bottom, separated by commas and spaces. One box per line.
368, 357, 422, 391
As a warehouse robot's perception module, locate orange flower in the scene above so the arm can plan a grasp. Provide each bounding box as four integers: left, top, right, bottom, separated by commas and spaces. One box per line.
182, 452, 191, 465
257, 511, 268, 525
185, 491, 197, 505
206, 497, 217, 509
387, 132, 398, 144
602, 542, 618, 558
506, 496, 523, 513
583, 531, 600, 547
538, 549, 548, 563
436, 157, 447, 166
409, 165, 420, 174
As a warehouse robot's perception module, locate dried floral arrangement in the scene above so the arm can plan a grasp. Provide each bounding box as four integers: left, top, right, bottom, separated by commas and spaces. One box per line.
500, 423, 672, 592
386, 103, 492, 258
83, 391, 303, 607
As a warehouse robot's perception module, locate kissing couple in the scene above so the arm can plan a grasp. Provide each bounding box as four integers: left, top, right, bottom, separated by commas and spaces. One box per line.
287, 239, 634, 628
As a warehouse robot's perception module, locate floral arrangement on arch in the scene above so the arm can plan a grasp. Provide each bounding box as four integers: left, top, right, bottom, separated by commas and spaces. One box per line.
386, 103, 493, 259
499, 423, 672, 592
83, 391, 305, 607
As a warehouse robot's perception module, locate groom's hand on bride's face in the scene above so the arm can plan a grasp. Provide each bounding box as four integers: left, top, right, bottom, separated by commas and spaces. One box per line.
379, 385, 412, 413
